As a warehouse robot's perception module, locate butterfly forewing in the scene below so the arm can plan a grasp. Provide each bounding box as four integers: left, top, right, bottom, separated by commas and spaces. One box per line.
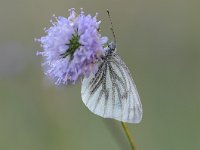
81, 53, 142, 123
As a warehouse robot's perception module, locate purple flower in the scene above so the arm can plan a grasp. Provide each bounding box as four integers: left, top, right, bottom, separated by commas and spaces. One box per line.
36, 8, 108, 85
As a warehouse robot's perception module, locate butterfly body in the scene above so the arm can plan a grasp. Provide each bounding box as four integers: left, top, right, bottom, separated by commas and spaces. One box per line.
81, 43, 142, 123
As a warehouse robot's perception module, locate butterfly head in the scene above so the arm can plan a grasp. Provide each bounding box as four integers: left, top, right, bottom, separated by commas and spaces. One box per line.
104, 42, 116, 56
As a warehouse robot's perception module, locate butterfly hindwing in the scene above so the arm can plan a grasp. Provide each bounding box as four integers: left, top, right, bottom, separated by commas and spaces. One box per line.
81, 53, 142, 123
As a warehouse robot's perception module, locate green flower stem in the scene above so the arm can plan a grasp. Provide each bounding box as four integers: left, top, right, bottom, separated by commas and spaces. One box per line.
121, 122, 136, 150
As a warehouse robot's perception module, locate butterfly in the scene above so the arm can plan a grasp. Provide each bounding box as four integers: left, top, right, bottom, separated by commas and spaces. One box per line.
81, 42, 143, 123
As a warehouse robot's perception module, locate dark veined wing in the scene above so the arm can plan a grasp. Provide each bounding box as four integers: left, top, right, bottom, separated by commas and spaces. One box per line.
81, 53, 142, 123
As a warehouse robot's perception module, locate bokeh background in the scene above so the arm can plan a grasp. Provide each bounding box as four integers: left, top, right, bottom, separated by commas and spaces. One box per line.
0, 0, 199, 150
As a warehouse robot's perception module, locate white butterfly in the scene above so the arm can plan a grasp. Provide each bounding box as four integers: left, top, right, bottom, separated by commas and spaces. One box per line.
81, 42, 143, 123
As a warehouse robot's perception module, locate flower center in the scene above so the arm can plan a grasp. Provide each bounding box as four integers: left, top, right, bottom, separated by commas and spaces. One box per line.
61, 34, 81, 58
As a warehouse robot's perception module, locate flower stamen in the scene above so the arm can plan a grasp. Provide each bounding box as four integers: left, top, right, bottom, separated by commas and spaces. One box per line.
61, 34, 81, 58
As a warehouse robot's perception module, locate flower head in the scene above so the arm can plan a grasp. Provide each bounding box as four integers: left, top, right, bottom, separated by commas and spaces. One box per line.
36, 8, 108, 85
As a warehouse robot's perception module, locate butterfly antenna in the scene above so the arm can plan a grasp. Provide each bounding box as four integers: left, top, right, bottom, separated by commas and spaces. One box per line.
107, 10, 116, 44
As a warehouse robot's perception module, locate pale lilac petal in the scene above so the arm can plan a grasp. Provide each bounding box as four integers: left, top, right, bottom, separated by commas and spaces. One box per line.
36, 8, 108, 85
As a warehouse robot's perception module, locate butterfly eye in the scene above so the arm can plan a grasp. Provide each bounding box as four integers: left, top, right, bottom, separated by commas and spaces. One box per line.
108, 42, 116, 51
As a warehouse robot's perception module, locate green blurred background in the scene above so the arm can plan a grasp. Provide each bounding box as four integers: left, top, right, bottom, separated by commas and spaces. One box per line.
0, 0, 199, 149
